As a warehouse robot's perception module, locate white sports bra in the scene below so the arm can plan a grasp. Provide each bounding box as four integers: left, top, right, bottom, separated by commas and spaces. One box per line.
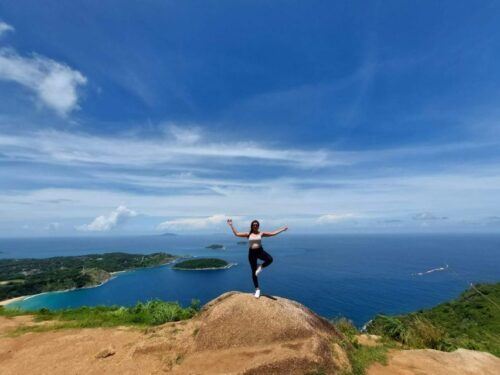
248, 232, 262, 249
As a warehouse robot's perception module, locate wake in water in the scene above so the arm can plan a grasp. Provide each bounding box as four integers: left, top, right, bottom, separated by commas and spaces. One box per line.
413, 264, 449, 276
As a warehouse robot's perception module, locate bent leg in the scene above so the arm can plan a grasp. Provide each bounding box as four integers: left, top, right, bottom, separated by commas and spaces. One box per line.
258, 249, 273, 268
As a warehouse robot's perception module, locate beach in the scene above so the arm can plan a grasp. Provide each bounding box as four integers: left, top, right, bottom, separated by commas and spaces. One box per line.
0, 296, 27, 306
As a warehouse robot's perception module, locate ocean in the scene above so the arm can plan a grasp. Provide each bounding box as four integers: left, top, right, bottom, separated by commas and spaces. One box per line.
1, 233, 499, 327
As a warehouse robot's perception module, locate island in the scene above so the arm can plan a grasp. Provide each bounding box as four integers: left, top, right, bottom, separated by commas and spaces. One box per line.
160, 232, 178, 237
237, 241, 247, 245
0, 252, 177, 301
205, 244, 225, 250
172, 258, 231, 270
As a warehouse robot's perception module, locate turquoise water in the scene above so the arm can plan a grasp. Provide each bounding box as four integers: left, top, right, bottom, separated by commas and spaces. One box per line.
1, 234, 499, 326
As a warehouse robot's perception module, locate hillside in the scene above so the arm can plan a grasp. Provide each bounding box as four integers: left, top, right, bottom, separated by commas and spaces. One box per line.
0, 252, 177, 301
367, 282, 500, 356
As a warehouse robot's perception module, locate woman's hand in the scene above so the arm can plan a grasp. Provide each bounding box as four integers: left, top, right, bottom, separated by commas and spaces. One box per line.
283, 225, 288, 232
227, 218, 233, 226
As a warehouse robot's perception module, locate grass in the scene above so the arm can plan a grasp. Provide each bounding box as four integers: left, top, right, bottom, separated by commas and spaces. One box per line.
0, 298, 201, 336
367, 282, 500, 357
331, 317, 392, 375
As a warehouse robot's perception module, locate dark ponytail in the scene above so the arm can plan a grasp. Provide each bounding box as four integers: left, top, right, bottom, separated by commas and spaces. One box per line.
248, 220, 260, 238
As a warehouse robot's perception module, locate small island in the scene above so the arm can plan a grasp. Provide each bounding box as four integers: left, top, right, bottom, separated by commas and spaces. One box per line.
205, 244, 225, 250
0, 252, 177, 302
172, 258, 231, 270
237, 241, 246, 245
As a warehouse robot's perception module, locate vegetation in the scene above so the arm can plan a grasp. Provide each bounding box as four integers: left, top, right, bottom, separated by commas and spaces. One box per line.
173, 258, 229, 270
0, 252, 177, 301
331, 317, 392, 375
205, 244, 224, 249
0, 298, 201, 334
367, 282, 500, 357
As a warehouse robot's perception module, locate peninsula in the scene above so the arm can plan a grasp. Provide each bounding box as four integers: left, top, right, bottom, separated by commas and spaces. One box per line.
0, 252, 177, 302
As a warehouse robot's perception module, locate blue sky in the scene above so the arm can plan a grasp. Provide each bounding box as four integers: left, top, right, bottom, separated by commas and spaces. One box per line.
1, 1, 500, 236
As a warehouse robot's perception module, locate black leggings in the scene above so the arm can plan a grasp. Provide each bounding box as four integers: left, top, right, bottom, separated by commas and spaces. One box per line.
248, 247, 273, 288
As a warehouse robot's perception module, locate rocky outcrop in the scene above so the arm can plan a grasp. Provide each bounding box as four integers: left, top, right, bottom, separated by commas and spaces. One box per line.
0, 291, 349, 375
173, 291, 348, 374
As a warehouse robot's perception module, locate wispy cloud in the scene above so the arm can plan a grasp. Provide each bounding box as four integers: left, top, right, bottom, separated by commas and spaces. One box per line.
157, 214, 228, 231
0, 49, 87, 116
0, 21, 14, 37
317, 213, 357, 224
0, 129, 331, 168
76, 205, 137, 232
163, 123, 202, 144
412, 212, 448, 221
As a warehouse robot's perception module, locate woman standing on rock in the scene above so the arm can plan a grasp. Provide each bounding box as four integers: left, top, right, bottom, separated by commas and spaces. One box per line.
227, 219, 288, 298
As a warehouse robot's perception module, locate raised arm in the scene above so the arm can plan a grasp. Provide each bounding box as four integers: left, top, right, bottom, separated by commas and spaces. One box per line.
262, 225, 288, 237
227, 219, 249, 238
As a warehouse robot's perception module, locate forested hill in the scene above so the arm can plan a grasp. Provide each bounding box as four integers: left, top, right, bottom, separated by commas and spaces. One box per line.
368, 282, 500, 357
0, 252, 177, 300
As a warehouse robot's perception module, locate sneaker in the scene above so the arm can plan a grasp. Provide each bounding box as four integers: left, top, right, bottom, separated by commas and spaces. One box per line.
255, 265, 263, 276
254, 289, 261, 298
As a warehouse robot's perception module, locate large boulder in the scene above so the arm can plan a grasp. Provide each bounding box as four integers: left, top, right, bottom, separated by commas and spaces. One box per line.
172, 291, 349, 374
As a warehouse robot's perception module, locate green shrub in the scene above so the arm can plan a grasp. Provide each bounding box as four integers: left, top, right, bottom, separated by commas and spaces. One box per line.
2, 298, 201, 330
367, 283, 500, 357
330, 317, 390, 375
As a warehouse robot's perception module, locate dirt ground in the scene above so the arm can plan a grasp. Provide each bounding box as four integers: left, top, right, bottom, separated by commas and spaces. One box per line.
0, 292, 349, 375
367, 344, 500, 375
1, 292, 499, 375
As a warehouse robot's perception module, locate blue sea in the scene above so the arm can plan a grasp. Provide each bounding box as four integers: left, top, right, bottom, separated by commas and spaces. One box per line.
1, 234, 499, 327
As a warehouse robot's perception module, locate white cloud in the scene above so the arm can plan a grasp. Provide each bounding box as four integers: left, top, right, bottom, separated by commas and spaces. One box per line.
77, 205, 137, 232
0, 22, 14, 37
412, 212, 448, 221
157, 214, 228, 231
0, 129, 331, 168
0, 49, 87, 116
317, 213, 357, 224
164, 123, 202, 144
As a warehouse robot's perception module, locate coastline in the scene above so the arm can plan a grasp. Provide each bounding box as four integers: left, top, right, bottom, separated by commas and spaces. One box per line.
172, 262, 237, 271
0, 295, 28, 306
0, 278, 114, 308
0, 259, 177, 308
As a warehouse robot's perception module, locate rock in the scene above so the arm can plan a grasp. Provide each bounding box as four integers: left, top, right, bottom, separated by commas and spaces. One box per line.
171, 291, 349, 374
95, 345, 116, 359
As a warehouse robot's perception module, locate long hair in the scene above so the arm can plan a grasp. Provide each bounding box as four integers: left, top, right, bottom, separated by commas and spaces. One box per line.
248, 220, 260, 238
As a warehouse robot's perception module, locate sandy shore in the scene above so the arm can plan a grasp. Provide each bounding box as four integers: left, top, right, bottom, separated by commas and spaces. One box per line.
0, 295, 27, 306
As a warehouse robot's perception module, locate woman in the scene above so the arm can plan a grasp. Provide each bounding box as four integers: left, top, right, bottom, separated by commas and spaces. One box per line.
227, 219, 288, 298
